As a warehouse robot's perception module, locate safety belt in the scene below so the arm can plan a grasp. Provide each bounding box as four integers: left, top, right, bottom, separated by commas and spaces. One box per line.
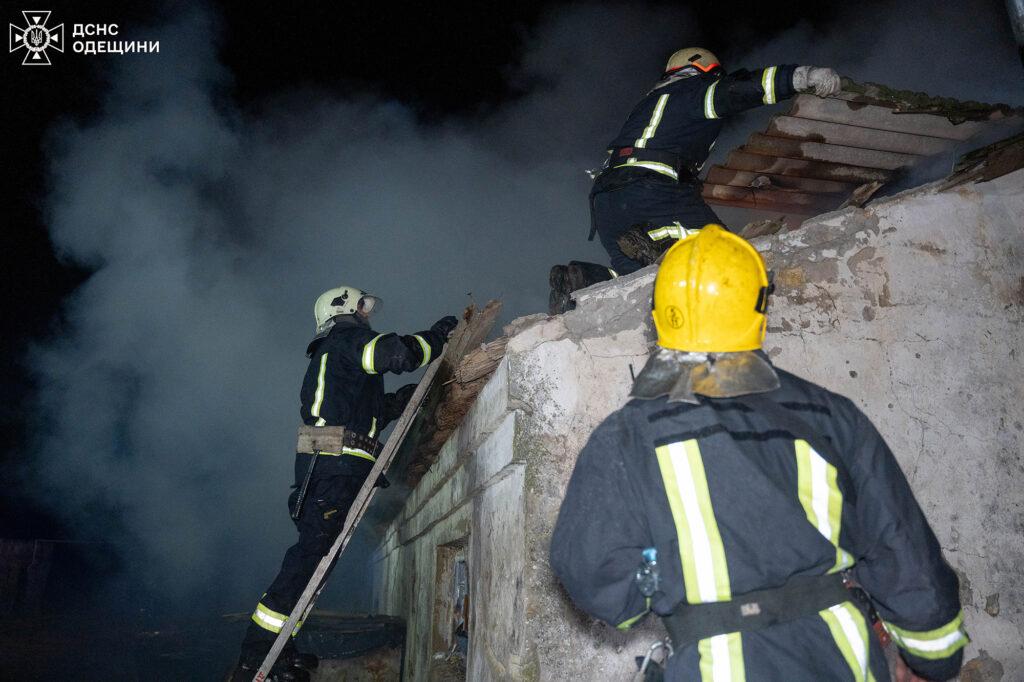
661, 572, 850, 650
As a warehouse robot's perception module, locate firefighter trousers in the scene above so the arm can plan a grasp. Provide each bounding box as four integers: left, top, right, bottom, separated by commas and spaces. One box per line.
241, 456, 362, 658
591, 175, 722, 275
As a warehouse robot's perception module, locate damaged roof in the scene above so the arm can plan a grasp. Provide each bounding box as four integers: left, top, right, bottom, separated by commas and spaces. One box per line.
703, 79, 1023, 222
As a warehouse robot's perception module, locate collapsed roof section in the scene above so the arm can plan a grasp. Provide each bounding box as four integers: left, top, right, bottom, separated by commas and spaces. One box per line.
703, 79, 1023, 225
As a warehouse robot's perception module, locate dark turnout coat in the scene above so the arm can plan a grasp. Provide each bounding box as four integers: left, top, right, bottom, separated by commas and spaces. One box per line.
551, 365, 966, 681
298, 315, 446, 476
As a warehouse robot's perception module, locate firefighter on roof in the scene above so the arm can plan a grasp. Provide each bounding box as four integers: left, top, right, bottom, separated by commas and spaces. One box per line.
589, 48, 839, 274
550, 226, 967, 681
230, 285, 457, 681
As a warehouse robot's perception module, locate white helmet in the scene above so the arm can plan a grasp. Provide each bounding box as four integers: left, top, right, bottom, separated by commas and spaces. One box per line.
313, 285, 382, 335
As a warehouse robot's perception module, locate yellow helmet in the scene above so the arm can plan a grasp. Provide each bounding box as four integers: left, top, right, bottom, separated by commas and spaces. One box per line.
652, 225, 769, 353
665, 47, 721, 74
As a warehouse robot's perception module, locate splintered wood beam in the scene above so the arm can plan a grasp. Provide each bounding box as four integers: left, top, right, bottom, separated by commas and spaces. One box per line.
395, 300, 504, 487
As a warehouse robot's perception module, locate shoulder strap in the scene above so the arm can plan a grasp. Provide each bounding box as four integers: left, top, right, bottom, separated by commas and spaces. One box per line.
734, 392, 856, 504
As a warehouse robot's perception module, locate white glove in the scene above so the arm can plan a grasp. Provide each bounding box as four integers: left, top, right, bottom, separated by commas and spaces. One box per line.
793, 66, 841, 97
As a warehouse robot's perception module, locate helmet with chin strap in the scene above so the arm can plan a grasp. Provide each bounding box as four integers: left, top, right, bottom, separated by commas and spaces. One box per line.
665, 47, 721, 74
313, 285, 381, 335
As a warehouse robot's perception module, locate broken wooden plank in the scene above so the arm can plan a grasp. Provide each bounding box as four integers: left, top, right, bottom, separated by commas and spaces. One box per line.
393, 301, 503, 487
744, 134, 919, 170
724, 150, 893, 184
705, 166, 854, 195
767, 115, 954, 156
702, 183, 843, 212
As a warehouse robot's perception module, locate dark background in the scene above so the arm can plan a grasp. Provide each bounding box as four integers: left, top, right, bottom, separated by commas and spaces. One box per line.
0, 0, 850, 564
1, 1, 1020, 678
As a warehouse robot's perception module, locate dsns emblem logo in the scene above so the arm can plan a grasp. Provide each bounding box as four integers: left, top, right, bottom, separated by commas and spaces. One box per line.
9, 11, 64, 65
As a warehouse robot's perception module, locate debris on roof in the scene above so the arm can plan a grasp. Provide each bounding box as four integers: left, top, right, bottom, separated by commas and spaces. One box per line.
704, 79, 1022, 226
837, 78, 1023, 124
939, 131, 1024, 190
391, 300, 505, 487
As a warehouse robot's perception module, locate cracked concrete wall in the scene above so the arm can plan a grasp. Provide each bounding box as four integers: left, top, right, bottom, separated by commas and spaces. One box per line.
756, 169, 1024, 682
371, 168, 1024, 681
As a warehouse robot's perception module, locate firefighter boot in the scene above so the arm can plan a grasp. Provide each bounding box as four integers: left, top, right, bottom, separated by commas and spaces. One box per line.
549, 264, 573, 315
282, 640, 320, 672
567, 261, 616, 291
617, 222, 677, 266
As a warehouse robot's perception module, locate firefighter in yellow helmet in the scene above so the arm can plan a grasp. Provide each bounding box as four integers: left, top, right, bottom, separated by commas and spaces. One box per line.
551, 226, 967, 681
584, 47, 840, 275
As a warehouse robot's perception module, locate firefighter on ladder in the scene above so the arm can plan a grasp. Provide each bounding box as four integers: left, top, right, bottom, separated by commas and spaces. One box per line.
551, 226, 967, 681
549, 47, 842, 314
230, 285, 457, 681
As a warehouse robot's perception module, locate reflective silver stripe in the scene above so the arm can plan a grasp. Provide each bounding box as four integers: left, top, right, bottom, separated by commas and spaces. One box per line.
648, 222, 695, 242
252, 602, 287, 633
698, 632, 746, 681
820, 602, 873, 682
704, 81, 720, 119
316, 447, 376, 462
361, 334, 385, 374
762, 66, 778, 104
311, 353, 328, 427
607, 268, 619, 279
613, 160, 678, 180
413, 334, 431, 368
884, 612, 969, 660
369, 416, 378, 438
795, 440, 854, 572
634, 94, 670, 148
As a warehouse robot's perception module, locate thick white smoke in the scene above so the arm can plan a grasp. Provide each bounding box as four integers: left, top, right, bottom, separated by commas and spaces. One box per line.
29, 0, 1022, 613
30, 4, 690, 610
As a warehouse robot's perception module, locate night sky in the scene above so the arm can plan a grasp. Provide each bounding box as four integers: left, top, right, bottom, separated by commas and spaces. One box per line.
0, 0, 855, 552
1, 0, 1020, 660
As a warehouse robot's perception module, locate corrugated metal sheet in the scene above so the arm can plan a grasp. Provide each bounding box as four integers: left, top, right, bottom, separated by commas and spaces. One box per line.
702, 91, 1021, 221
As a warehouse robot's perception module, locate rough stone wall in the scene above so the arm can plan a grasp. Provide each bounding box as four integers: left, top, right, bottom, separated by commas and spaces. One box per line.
372, 169, 1024, 681
371, 361, 532, 681
758, 170, 1024, 681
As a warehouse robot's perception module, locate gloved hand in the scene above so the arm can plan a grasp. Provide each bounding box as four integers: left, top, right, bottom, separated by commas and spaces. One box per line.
793, 66, 841, 97
431, 315, 459, 339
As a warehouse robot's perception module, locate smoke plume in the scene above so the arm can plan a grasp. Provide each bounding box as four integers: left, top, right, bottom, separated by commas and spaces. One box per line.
29, 0, 1022, 615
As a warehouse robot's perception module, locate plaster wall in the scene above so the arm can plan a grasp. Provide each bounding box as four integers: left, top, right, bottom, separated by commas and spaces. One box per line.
372, 169, 1024, 681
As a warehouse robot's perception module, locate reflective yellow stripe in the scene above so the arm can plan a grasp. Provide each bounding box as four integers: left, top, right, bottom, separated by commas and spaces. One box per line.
615, 598, 651, 631
361, 334, 385, 374
884, 612, 969, 660
697, 632, 745, 682
252, 602, 288, 633
607, 268, 619, 279
316, 447, 377, 462
311, 353, 328, 427
656, 440, 731, 604
612, 160, 678, 180
795, 440, 854, 573
413, 334, 431, 368
369, 416, 378, 439
761, 66, 778, 104
820, 602, 875, 682
648, 222, 692, 242
704, 81, 720, 119
634, 93, 670, 148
